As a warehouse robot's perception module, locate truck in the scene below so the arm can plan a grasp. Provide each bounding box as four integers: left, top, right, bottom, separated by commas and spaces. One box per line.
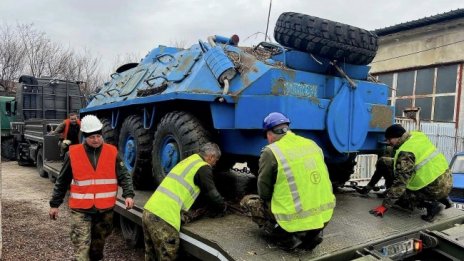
28, 12, 464, 260
1, 94, 16, 160
449, 152, 464, 210
8, 75, 83, 178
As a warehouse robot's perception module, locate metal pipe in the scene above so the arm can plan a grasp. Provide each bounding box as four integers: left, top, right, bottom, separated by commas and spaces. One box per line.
207, 36, 216, 47
222, 79, 230, 96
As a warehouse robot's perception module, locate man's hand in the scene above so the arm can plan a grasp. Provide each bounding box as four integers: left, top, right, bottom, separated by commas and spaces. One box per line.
125, 197, 134, 209
49, 207, 59, 220
369, 205, 388, 217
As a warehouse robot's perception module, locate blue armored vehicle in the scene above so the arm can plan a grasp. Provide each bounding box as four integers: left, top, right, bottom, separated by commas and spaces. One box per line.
83, 12, 393, 189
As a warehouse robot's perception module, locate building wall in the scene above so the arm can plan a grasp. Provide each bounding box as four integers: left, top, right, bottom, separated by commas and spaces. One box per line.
371, 17, 464, 74
370, 17, 464, 130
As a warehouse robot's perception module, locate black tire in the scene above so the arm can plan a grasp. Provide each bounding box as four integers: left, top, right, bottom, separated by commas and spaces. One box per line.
327, 154, 357, 188
274, 12, 378, 65
1, 137, 16, 160
16, 144, 30, 166
152, 111, 211, 187
48, 172, 57, 183
119, 216, 143, 248
118, 115, 153, 190
101, 118, 119, 146
36, 149, 48, 178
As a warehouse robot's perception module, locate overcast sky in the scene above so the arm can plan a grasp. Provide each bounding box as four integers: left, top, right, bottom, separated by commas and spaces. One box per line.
1, 0, 463, 75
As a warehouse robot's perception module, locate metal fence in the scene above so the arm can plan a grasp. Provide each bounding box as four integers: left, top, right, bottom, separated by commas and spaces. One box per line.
352, 119, 462, 181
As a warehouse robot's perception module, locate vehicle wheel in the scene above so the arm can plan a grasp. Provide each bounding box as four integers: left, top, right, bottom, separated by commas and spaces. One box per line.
152, 111, 211, 186
16, 144, 30, 166
101, 118, 119, 146
327, 154, 357, 188
48, 172, 57, 183
1, 137, 16, 160
118, 115, 153, 190
119, 216, 143, 248
36, 149, 48, 178
274, 12, 378, 65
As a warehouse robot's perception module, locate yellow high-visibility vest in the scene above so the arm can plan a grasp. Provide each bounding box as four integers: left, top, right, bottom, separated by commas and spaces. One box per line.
268, 132, 335, 232
144, 154, 207, 231
394, 131, 448, 190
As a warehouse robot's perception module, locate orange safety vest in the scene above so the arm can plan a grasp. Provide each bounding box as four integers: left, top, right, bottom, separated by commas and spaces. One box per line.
62, 119, 81, 140
68, 143, 118, 209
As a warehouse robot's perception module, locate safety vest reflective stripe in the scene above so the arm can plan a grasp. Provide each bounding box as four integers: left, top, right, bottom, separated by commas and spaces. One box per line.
415, 149, 439, 171
166, 174, 198, 199
159, 159, 202, 210
157, 187, 186, 210
269, 143, 302, 212
72, 179, 118, 186
70, 191, 117, 199
274, 202, 336, 221
179, 159, 202, 177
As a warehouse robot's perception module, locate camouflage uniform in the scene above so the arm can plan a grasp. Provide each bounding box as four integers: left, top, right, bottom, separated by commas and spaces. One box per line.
366, 146, 395, 190
70, 210, 114, 261
383, 132, 453, 209
142, 211, 179, 261
240, 194, 324, 250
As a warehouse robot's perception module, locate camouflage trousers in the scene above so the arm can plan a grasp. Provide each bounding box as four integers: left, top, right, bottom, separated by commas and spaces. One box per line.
142, 210, 179, 261
394, 170, 453, 209
240, 194, 324, 248
70, 209, 114, 261
367, 156, 394, 189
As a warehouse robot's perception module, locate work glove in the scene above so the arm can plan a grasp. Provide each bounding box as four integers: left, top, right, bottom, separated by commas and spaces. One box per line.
369, 205, 388, 217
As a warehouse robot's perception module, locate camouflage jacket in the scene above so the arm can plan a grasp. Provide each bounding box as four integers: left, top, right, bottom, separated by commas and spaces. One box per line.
383, 132, 450, 208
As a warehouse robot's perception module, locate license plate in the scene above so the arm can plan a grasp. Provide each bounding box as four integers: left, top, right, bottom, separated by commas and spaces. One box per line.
452, 202, 464, 210
380, 239, 415, 258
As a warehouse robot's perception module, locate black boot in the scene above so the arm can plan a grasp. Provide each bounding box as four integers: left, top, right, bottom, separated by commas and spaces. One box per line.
438, 197, 453, 209
276, 234, 302, 251
421, 201, 443, 222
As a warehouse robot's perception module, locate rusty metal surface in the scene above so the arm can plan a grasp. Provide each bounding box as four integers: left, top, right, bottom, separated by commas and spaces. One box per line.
182, 192, 464, 260
369, 105, 393, 129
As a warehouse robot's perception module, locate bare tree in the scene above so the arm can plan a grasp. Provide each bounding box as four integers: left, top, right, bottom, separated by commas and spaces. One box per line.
110, 52, 142, 73
0, 23, 25, 91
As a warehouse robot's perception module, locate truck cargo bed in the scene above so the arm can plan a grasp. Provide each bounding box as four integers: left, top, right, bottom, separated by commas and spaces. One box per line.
116, 189, 464, 260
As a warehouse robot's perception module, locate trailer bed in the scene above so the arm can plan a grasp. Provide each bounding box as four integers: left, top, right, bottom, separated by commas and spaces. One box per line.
115, 188, 464, 260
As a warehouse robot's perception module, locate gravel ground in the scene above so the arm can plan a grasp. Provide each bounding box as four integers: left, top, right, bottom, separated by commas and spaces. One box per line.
1, 161, 144, 260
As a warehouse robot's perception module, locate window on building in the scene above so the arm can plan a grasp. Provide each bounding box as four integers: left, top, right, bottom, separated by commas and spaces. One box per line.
436, 64, 457, 94
395, 99, 412, 117
415, 97, 432, 120
373, 63, 459, 122
396, 71, 414, 96
434, 96, 455, 122
415, 68, 434, 95
378, 73, 394, 97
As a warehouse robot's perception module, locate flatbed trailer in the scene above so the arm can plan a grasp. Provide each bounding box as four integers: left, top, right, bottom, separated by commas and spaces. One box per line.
43, 161, 464, 260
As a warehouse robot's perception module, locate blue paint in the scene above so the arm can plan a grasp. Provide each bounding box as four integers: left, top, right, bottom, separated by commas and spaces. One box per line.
449, 152, 464, 203
123, 136, 136, 172
160, 136, 179, 173
83, 37, 394, 178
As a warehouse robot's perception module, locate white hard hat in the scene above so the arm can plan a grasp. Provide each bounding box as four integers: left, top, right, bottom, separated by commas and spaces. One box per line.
80, 114, 103, 133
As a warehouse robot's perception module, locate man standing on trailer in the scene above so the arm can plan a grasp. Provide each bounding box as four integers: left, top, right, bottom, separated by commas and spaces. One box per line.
50, 112, 81, 157
49, 114, 134, 261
